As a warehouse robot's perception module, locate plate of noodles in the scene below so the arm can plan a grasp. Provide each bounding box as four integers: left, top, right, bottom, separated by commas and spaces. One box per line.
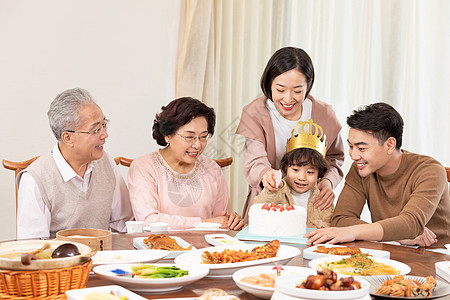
309, 253, 410, 276
366, 275, 450, 299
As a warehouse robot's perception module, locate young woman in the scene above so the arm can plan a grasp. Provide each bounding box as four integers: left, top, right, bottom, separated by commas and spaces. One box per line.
236, 47, 345, 221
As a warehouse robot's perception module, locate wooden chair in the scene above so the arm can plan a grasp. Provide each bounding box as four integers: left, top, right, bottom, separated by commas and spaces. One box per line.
2, 156, 40, 215
114, 156, 233, 168
114, 157, 133, 167
214, 157, 233, 168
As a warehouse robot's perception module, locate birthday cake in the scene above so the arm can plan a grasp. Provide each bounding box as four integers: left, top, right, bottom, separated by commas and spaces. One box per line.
248, 203, 306, 237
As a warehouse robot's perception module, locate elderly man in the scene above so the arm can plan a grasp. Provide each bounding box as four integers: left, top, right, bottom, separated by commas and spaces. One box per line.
305, 102, 450, 248
17, 88, 133, 239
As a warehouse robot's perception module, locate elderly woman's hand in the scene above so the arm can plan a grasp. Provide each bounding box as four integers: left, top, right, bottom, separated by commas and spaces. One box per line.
226, 211, 246, 231
202, 211, 246, 231
202, 215, 228, 228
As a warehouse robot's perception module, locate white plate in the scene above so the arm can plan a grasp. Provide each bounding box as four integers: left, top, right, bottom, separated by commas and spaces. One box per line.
274, 269, 370, 300
232, 265, 312, 299
271, 290, 372, 300
91, 249, 169, 267
66, 285, 146, 300
174, 243, 300, 278
187, 228, 228, 232
365, 275, 450, 299
309, 256, 411, 276
205, 234, 246, 246
93, 263, 209, 292
133, 236, 195, 259
193, 222, 221, 230
436, 261, 450, 283
152, 297, 238, 300
303, 244, 390, 260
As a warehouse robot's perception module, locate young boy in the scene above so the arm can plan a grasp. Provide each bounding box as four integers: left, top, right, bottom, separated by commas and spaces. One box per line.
254, 120, 334, 228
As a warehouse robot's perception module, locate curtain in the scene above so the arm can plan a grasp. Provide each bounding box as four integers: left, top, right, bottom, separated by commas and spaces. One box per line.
176, 0, 450, 216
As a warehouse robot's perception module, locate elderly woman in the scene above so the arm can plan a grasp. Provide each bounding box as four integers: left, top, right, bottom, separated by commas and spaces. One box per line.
128, 97, 245, 230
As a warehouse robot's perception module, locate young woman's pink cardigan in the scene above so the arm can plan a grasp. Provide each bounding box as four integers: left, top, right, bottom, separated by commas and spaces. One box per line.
236, 95, 345, 221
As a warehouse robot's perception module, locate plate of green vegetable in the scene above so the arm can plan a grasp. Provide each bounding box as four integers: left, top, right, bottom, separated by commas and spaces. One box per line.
92, 263, 209, 292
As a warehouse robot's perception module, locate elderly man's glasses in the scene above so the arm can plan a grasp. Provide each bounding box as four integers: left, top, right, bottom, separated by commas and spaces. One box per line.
66, 119, 109, 136
176, 133, 210, 143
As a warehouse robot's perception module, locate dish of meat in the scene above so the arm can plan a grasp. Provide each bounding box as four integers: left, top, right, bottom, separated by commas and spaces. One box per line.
303, 244, 390, 260
133, 235, 196, 259
174, 242, 300, 278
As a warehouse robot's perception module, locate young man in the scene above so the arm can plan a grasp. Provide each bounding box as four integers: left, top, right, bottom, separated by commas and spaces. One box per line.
17, 88, 133, 239
305, 102, 450, 248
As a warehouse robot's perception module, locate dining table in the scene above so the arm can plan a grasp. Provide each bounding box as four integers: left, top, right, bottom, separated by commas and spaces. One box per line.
86, 230, 450, 300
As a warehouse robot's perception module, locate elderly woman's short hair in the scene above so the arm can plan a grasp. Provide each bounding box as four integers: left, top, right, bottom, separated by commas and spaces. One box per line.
152, 97, 216, 147
47, 88, 95, 141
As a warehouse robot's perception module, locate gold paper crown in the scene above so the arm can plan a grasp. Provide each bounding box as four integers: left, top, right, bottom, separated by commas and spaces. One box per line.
286, 118, 327, 156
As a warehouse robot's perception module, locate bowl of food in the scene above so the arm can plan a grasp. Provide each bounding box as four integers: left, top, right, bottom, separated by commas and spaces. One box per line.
0, 239, 95, 270
274, 269, 370, 300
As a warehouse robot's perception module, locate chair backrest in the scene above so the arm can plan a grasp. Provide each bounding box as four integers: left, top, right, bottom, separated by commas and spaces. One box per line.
2, 156, 40, 215
114, 156, 233, 168
214, 157, 233, 168
114, 157, 133, 167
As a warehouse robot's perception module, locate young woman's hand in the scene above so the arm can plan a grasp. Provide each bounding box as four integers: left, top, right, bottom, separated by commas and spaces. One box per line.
314, 179, 334, 209
261, 169, 280, 191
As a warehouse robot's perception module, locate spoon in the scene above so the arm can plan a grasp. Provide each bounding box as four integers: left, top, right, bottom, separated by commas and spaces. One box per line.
21, 242, 51, 265
51, 243, 80, 258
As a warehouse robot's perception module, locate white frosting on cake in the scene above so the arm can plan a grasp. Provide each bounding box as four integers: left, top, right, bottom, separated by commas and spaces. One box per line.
249, 203, 306, 237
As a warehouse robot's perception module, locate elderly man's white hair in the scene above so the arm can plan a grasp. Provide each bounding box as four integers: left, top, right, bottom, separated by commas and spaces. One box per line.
47, 88, 95, 141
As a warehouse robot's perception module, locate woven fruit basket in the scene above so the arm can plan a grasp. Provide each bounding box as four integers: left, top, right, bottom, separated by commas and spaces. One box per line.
0, 259, 92, 299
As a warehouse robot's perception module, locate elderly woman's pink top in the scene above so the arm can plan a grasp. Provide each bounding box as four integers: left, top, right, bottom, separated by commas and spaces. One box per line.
128, 151, 230, 230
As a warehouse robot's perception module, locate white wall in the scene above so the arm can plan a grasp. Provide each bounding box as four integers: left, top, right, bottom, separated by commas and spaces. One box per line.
0, 0, 181, 241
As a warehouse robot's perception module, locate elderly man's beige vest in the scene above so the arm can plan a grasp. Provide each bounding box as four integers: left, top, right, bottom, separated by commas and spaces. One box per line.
23, 152, 115, 236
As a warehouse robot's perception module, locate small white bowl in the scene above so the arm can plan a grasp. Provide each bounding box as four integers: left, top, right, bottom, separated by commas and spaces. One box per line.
192, 222, 221, 230
148, 222, 169, 232
125, 221, 145, 233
